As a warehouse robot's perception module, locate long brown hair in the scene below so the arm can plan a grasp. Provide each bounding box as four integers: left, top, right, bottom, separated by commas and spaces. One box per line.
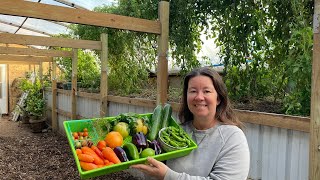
178, 67, 243, 129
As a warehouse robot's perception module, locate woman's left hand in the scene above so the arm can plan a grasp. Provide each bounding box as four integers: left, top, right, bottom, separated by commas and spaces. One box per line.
130, 157, 168, 179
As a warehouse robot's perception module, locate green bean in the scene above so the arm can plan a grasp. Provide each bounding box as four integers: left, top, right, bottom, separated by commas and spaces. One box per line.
169, 140, 179, 147
171, 132, 186, 142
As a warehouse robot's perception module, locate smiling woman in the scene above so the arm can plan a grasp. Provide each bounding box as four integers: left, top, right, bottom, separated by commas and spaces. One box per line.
131, 67, 250, 180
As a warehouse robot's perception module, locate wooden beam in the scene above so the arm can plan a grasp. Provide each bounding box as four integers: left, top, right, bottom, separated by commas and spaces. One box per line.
71, 48, 78, 120
0, 33, 102, 50
0, 61, 39, 65
0, 54, 52, 62
100, 34, 108, 117
0, 46, 73, 57
0, 0, 161, 35
51, 61, 58, 132
310, 0, 320, 179
235, 110, 310, 132
156, 1, 170, 105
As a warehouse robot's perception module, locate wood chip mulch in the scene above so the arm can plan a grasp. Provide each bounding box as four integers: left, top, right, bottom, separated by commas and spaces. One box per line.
0, 116, 143, 180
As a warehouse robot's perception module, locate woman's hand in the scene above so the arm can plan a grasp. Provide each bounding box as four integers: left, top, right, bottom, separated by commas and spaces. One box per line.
130, 157, 168, 180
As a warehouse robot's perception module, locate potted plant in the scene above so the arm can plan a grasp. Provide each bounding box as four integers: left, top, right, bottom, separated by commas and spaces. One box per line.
23, 78, 47, 132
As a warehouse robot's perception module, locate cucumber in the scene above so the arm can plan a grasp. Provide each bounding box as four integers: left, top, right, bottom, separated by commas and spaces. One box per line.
147, 105, 163, 141
161, 103, 172, 129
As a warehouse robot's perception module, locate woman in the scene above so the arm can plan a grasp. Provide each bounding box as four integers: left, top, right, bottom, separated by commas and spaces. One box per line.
131, 67, 250, 180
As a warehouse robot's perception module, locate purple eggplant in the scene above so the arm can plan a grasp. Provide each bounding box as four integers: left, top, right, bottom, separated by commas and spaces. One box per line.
148, 140, 162, 155
132, 132, 147, 149
113, 146, 129, 162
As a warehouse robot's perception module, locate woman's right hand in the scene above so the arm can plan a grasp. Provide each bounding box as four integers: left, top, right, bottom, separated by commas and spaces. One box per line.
130, 157, 168, 180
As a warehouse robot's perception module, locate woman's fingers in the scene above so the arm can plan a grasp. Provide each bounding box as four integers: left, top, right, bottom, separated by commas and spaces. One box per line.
147, 157, 161, 168
130, 157, 168, 179
130, 164, 152, 171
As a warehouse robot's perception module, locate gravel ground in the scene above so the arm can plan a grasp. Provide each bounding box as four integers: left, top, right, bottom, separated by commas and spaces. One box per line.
0, 115, 144, 180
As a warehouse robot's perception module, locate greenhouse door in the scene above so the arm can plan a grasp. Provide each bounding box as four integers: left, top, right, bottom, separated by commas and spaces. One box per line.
0, 64, 8, 115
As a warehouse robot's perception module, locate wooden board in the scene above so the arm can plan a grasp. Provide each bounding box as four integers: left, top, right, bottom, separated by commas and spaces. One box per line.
0, 0, 161, 34
0, 33, 102, 50
0, 46, 73, 57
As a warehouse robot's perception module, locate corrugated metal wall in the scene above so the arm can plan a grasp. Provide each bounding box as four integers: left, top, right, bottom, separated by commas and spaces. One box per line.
45, 91, 309, 180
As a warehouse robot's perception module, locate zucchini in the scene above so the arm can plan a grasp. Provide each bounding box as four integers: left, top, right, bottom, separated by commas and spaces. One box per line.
123, 142, 140, 160
147, 105, 163, 141
161, 103, 172, 129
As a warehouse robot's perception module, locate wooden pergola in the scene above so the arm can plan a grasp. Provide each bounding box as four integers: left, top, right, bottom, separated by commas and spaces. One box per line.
0, 0, 319, 179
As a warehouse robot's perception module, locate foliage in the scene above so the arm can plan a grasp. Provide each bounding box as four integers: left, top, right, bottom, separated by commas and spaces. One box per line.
19, 77, 46, 118
207, 0, 313, 116
54, 47, 101, 90
65, 0, 313, 116
69, 0, 203, 94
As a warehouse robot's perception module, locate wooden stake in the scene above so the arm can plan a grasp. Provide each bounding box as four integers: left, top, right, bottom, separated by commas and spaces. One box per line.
39, 62, 43, 85
71, 49, 78, 120
310, 0, 320, 179
51, 60, 58, 131
100, 34, 108, 117
156, 1, 169, 106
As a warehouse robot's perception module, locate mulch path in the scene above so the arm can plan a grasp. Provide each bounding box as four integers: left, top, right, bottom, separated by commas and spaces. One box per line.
0, 115, 143, 180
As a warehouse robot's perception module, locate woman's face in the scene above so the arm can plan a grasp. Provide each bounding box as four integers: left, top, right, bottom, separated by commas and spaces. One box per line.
187, 75, 220, 123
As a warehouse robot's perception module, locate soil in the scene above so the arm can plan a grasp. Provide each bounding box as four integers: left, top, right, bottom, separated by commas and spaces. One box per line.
0, 115, 143, 180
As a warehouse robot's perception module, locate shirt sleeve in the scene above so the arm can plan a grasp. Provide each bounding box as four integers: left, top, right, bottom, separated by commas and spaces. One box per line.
164, 130, 250, 180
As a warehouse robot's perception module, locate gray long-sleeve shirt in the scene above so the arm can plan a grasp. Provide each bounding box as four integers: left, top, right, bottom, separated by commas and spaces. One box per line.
164, 121, 250, 180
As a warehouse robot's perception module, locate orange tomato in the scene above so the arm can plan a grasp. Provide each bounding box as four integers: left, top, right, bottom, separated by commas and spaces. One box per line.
72, 132, 79, 139
83, 128, 88, 132
105, 131, 123, 148
83, 132, 89, 137
97, 140, 107, 151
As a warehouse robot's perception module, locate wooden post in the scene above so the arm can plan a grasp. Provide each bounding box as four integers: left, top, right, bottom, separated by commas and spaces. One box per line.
51, 60, 58, 131
39, 62, 43, 85
156, 1, 169, 106
100, 33, 108, 117
310, 0, 320, 179
71, 48, 78, 120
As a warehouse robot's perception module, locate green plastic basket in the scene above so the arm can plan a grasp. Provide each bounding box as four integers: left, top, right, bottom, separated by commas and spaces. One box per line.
64, 113, 197, 179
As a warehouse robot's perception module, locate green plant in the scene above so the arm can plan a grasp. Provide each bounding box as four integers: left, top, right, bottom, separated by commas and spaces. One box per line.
26, 91, 46, 118
66, 0, 313, 116
19, 78, 46, 119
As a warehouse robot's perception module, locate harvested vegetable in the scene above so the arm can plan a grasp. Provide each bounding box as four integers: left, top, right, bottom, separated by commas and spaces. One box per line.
77, 154, 94, 163
102, 147, 121, 164
123, 143, 140, 160
147, 105, 163, 141
113, 146, 129, 162
105, 131, 123, 148
132, 132, 147, 149
80, 161, 98, 171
